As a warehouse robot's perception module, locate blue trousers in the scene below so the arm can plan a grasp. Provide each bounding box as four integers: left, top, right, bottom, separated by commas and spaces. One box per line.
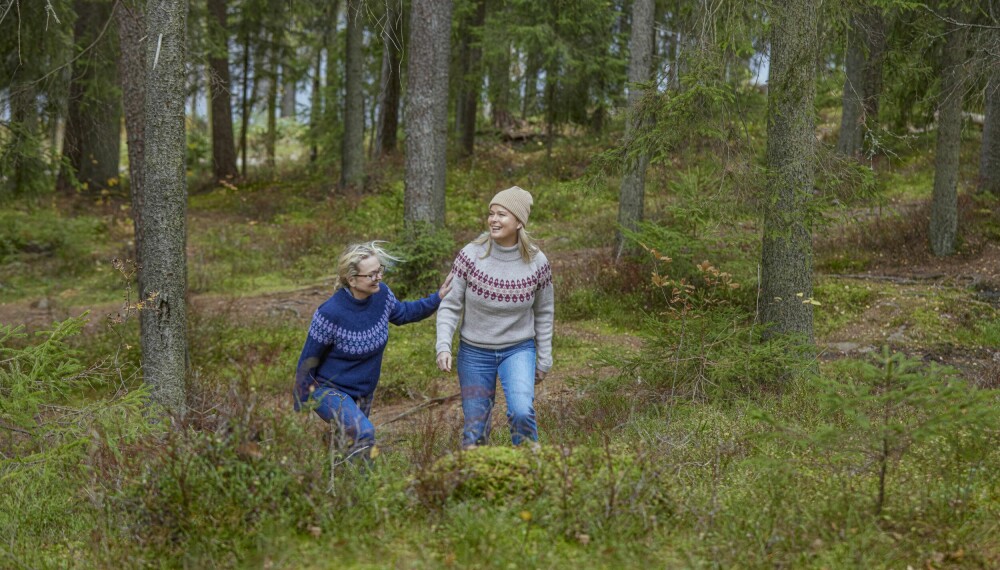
457, 339, 538, 447
310, 386, 375, 457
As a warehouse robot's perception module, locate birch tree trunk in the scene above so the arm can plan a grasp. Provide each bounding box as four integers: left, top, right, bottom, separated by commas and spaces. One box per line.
140, 0, 189, 413
615, 0, 654, 261
405, 0, 452, 226
760, 0, 819, 345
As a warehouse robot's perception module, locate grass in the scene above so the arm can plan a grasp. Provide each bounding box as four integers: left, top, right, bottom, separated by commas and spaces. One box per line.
2, 121, 1000, 569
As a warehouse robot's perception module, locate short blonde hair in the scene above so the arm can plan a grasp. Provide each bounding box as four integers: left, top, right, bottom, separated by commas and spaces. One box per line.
336, 241, 402, 289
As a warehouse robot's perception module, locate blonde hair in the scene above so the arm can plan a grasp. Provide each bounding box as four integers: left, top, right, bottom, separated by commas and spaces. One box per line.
336, 241, 402, 289
473, 228, 539, 263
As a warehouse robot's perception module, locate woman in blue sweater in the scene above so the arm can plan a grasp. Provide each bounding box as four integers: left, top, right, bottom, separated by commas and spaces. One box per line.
294, 241, 452, 462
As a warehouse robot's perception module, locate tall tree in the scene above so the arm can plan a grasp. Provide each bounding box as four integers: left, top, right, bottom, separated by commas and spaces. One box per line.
207, 0, 239, 181
615, 0, 654, 261
374, 1, 403, 157
980, 60, 1000, 195
759, 0, 819, 345
341, 0, 365, 189
836, 8, 886, 159
405, 0, 453, 227
117, 0, 147, 263
456, 0, 486, 157
140, 0, 190, 412
60, 0, 122, 193
929, 10, 968, 257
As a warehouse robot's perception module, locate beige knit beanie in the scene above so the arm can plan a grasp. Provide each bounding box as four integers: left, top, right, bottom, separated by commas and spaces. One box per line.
489, 186, 533, 227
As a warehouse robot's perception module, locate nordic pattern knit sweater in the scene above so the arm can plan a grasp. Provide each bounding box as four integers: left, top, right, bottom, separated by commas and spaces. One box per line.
436, 240, 554, 372
293, 283, 441, 409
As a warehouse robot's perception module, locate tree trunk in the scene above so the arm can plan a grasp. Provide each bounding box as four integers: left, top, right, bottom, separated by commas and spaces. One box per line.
207, 0, 238, 181
860, 9, 886, 154
521, 50, 540, 121
239, 28, 251, 176
458, 0, 486, 157
281, 62, 297, 118
61, 0, 122, 193
980, 75, 1000, 195
929, 14, 968, 257
266, 32, 278, 170
341, 0, 365, 190
140, 0, 189, 413
309, 44, 324, 163
489, 41, 513, 129
374, 1, 402, 157
117, 0, 147, 265
836, 16, 864, 158
615, 0, 654, 261
405, 0, 453, 227
760, 0, 819, 345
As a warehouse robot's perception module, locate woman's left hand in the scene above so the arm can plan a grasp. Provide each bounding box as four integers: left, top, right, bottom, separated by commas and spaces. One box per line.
535, 369, 547, 385
438, 273, 454, 299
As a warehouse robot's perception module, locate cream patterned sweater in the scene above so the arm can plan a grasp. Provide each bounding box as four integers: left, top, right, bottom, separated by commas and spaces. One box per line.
436, 240, 554, 372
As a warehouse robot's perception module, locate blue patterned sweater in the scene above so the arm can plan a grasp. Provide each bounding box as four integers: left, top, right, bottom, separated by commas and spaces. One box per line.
293, 283, 441, 409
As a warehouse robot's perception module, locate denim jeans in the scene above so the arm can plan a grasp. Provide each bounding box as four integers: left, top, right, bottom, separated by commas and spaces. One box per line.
310, 386, 376, 458
457, 339, 537, 447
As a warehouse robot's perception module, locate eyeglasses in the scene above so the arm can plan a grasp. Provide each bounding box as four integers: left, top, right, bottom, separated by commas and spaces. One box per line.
358, 265, 386, 282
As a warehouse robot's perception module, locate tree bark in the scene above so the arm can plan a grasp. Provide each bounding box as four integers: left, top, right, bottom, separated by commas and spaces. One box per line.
521, 50, 540, 121
117, 0, 146, 264
929, 14, 968, 257
140, 0, 189, 413
458, 0, 486, 157
341, 0, 365, 190
980, 75, 1000, 195
760, 0, 819, 345
61, 0, 122, 193
836, 16, 864, 158
615, 0, 654, 261
266, 32, 278, 170
374, 1, 402, 157
206, 0, 238, 181
239, 28, 251, 176
405, 0, 453, 226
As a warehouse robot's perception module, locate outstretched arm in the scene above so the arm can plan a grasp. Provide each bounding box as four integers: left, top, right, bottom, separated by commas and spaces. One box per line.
436, 267, 467, 372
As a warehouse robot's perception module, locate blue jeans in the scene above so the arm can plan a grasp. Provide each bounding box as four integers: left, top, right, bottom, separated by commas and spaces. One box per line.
310, 386, 375, 457
457, 339, 538, 447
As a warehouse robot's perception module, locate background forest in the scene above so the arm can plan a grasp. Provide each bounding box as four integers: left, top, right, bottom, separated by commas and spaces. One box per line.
2, 0, 999, 568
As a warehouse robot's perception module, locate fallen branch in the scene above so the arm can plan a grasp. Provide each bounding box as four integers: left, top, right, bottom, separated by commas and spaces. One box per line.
379, 392, 461, 426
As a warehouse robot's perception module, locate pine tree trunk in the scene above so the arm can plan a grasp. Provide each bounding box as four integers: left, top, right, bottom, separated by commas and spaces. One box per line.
374, 1, 402, 157
140, 0, 189, 413
341, 0, 365, 190
860, 9, 886, 154
489, 41, 512, 129
760, 0, 819, 345
61, 0, 122, 193
281, 61, 297, 119
117, 0, 147, 264
207, 0, 238, 181
521, 50, 540, 121
239, 29, 251, 176
929, 14, 968, 257
266, 34, 278, 170
836, 16, 864, 158
615, 0, 654, 261
980, 76, 1000, 195
405, 0, 453, 226
309, 45, 324, 163
459, 0, 486, 157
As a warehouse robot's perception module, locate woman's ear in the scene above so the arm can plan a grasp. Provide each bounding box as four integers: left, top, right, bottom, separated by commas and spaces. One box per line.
517, 224, 524, 230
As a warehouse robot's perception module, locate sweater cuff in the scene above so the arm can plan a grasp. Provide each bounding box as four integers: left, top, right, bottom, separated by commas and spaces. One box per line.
436, 342, 452, 355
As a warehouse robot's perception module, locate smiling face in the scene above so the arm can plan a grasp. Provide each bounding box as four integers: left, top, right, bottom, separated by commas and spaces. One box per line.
488, 204, 522, 247
347, 255, 384, 300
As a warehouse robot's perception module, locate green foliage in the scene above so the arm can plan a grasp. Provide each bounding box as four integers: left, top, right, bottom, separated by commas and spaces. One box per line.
391, 223, 456, 299
0, 315, 154, 564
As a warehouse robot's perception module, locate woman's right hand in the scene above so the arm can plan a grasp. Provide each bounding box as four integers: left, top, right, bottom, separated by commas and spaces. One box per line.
437, 351, 452, 372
